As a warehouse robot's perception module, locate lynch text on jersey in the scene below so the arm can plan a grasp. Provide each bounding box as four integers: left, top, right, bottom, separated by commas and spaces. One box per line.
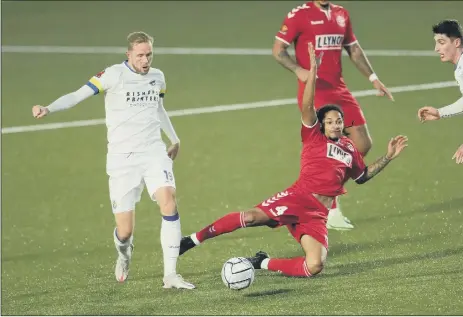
326, 143, 352, 166
315, 34, 344, 50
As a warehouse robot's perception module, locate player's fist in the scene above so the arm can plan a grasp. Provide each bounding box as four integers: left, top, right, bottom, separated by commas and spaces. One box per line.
417, 106, 440, 122
386, 135, 408, 160
167, 143, 180, 160
452, 144, 463, 164
32, 105, 49, 119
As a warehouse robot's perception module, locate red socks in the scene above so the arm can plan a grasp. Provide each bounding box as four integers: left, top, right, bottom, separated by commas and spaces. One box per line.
267, 257, 312, 277
194, 212, 315, 278
195, 212, 245, 243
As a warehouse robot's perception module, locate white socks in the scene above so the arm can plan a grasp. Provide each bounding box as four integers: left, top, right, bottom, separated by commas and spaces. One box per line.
190, 233, 200, 245
261, 258, 270, 270
161, 213, 182, 278
113, 228, 133, 260
114, 213, 182, 278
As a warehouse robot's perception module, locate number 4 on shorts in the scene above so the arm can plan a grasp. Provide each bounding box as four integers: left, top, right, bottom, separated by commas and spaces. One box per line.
269, 206, 288, 217
276, 206, 288, 215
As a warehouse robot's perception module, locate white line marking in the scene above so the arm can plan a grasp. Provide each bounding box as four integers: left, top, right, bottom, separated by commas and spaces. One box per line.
1, 45, 437, 57
2, 81, 457, 135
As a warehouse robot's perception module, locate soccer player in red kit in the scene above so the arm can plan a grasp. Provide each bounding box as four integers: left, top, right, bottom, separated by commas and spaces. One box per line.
273, 0, 395, 230
178, 44, 407, 278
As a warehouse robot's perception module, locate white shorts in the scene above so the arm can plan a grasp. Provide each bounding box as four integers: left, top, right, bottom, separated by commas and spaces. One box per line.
106, 149, 176, 213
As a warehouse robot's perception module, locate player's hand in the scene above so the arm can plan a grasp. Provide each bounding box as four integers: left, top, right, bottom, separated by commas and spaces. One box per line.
295, 68, 311, 82
32, 105, 50, 119
417, 106, 440, 122
386, 135, 408, 160
167, 143, 180, 160
372, 79, 394, 101
452, 144, 463, 164
295, 43, 323, 82
307, 42, 322, 71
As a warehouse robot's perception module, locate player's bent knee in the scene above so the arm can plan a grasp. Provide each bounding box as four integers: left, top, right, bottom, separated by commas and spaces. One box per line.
153, 186, 177, 216
300, 234, 327, 276
116, 226, 133, 241
305, 259, 324, 276
242, 210, 258, 226
114, 210, 134, 240
159, 200, 177, 216
242, 208, 270, 227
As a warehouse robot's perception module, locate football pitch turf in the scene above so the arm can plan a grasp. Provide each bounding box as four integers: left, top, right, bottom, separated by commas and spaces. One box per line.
2, 1, 463, 315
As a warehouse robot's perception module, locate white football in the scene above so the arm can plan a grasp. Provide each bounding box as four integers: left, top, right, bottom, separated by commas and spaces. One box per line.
221, 257, 255, 290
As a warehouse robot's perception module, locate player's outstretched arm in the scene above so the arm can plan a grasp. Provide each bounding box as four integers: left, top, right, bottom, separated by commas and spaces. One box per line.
355, 135, 408, 184
301, 43, 318, 126
32, 85, 95, 119
436, 97, 463, 119
418, 97, 463, 122
344, 42, 394, 101
417, 106, 440, 122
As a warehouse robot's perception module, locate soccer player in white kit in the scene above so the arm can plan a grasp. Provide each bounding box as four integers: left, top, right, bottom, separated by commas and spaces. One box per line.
418, 20, 463, 164
32, 31, 195, 289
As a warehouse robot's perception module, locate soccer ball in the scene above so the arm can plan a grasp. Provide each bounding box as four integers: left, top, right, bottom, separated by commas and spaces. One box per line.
221, 257, 255, 290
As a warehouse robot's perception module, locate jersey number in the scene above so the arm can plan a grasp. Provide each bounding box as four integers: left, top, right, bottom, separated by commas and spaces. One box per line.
269, 206, 288, 217
163, 170, 173, 182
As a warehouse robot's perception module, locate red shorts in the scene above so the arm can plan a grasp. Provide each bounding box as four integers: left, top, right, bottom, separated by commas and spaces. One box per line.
255, 189, 329, 249
297, 81, 366, 127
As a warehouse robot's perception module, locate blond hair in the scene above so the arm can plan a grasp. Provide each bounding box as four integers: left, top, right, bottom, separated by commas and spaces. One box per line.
127, 31, 154, 50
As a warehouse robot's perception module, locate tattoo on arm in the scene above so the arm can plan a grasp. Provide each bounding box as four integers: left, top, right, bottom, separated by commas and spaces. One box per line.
276, 48, 300, 72
345, 43, 375, 78
356, 155, 391, 184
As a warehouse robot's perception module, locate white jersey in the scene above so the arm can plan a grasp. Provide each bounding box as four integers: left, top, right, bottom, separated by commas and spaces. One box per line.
438, 52, 463, 118
86, 61, 167, 154
455, 53, 463, 95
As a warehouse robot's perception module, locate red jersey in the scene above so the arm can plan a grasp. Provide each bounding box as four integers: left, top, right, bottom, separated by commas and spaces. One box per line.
291, 120, 366, 197
275, 2, 357, 88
